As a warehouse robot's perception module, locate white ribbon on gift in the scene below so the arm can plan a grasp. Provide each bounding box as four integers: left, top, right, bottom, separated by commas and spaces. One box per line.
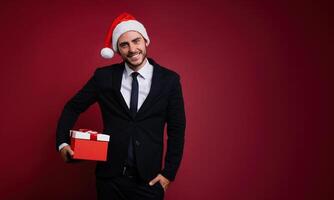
70, 130, 110, 142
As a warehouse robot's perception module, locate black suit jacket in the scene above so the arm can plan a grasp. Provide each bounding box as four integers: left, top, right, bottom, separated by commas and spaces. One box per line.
56, 58, 186, 181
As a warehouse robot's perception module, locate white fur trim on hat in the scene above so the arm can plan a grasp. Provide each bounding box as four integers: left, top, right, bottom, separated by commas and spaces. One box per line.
112, 20, 150, 52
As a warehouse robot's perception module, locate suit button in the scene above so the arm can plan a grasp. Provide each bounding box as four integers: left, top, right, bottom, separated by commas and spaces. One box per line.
135, 140, 140, 146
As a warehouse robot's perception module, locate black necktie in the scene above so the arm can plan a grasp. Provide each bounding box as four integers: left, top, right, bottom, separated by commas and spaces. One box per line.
127, 72, 139, 166
130, 72, 139, 117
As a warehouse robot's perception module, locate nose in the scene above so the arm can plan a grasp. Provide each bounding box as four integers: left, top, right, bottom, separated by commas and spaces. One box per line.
129, 43, 136, 53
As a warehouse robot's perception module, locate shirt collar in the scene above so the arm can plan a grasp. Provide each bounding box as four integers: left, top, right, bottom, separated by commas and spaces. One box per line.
124, 58, 152, 79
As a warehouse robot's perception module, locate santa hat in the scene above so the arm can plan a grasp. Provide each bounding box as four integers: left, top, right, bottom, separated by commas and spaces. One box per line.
100, 12, 150, 59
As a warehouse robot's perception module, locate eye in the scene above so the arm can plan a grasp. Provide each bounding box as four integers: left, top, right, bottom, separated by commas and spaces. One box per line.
119, 43, 128, 48
133, 38, 141, 44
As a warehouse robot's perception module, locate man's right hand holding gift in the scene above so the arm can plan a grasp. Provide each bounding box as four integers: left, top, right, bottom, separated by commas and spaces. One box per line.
60, 145, 74, 162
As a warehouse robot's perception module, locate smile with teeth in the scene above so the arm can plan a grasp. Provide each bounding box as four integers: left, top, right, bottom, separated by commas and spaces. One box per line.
128, 52, 141, 59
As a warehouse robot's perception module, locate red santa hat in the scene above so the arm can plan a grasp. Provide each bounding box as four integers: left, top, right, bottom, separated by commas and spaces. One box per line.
100, 12, 150, 59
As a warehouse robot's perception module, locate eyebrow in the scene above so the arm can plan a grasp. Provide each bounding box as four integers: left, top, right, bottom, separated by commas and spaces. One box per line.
119, 37, 142, 46
132, 37, 141, 42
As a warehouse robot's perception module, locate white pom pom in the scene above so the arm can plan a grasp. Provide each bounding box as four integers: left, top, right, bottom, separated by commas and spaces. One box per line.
100, 47, 114, 59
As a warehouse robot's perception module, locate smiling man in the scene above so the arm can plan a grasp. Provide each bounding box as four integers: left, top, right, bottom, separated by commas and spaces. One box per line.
118, 31, 147, 68
56, 13, 186, 200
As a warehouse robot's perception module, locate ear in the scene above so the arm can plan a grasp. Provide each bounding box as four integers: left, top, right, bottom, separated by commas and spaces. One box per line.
144, 38, 149, 47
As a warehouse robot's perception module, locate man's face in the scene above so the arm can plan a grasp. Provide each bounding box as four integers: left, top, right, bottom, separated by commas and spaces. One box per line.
117, 31, 148, 68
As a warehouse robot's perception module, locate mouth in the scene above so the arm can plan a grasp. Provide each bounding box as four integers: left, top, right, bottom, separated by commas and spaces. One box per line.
128, 52, 141, 59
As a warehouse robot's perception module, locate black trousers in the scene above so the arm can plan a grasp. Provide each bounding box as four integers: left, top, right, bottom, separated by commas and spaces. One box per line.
96, 170, 165, 200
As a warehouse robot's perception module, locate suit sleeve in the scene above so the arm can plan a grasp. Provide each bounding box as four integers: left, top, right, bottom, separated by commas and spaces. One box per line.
55, 71, 99, 151
161, 75, 186, 181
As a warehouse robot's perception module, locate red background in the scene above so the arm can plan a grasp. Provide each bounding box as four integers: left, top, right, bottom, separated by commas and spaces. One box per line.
0, 0, 332, 199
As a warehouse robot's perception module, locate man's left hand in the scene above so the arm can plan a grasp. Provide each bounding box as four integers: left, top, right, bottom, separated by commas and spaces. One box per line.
149, 174, 170, 191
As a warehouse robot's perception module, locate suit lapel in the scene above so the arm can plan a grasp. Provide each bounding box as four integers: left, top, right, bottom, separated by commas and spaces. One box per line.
112, 64, 132, 118
137, 59, 163, 116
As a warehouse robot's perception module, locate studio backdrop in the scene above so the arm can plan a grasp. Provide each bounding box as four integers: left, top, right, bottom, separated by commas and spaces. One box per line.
0, 0, 331, 199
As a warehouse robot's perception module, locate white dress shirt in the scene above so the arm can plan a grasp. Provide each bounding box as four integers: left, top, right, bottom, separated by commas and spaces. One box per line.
121, 58, 153, 110
58, 58, 153, 151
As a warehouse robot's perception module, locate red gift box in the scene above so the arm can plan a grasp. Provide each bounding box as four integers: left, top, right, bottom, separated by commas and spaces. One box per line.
70, 129, 110, 161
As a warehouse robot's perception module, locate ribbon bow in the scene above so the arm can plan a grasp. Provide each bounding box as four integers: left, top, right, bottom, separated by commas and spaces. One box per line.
79, 129, 99, 141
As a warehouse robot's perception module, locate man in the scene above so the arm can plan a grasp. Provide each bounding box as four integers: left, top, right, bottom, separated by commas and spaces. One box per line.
56, 12, 186, 200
